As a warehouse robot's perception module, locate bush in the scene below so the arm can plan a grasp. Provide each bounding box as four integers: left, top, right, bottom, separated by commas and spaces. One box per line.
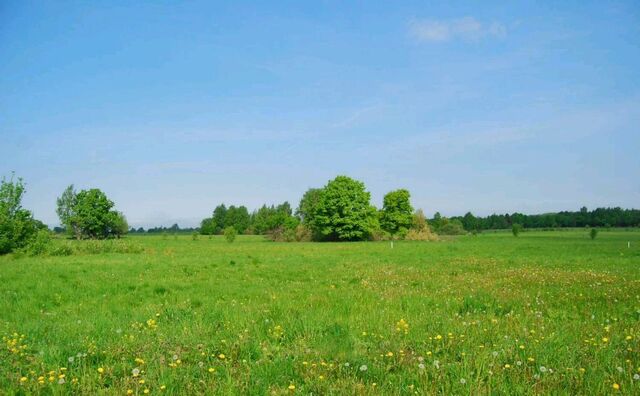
512, 223, 523, 237
438, 220, 466, 235
26, 229, 52, 256
224, 226, 237, 243
590, 228, 598, 240
405, 228, 438, 241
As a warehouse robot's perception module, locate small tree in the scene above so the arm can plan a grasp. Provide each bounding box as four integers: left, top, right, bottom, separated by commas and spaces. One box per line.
380, 189, 414, 238
224, 226, 237, 243
0, 175, 42, 254
590, 228, 598, 240
512, 223, 523, 237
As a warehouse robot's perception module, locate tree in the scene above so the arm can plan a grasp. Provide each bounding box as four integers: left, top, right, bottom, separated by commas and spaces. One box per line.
462, 212, 478, 231
56, 184, 77, 237
109, 211, 129, 238
200, 217, 216, 235
310, 176, 378, 241
380, 189, 414, 238
56, 187, 125, 239
224, 226, 237, 243
0, 175, 41, 254
296, 188, 323, 225
211, 204, 228, 234
225, 205, 250, 234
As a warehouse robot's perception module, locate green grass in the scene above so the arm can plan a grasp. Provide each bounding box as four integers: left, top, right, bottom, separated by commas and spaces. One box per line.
1, 230, 639, 395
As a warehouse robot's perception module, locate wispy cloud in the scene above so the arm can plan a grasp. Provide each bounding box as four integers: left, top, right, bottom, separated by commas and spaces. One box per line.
409, 17, 506, 43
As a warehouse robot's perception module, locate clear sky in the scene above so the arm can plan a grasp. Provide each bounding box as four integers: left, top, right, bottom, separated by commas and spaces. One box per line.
1, 1, 639, 228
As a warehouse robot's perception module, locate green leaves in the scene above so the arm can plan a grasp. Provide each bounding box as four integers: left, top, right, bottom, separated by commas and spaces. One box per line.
310, 176, 377, 241
56, 187, 127, 239
380, 189, 414, 237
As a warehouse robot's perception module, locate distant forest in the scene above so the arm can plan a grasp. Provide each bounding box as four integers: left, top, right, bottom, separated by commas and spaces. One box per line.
447, 207, 640, 232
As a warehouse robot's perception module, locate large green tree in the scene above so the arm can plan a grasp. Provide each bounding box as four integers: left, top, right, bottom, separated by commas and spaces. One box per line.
310, 176, 377, 241
56, 186, 127, 239
0, 175, 43, 254
379, 189, 414, 237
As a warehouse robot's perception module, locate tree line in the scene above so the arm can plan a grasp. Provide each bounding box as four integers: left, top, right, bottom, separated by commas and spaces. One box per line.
437, 206, 640, 233
2, 172, 639, 254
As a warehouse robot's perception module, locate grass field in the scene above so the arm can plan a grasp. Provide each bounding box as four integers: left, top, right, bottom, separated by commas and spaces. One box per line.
1, 230, 640, 395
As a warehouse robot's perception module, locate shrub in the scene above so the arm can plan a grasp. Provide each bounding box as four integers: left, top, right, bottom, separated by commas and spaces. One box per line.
590, 228, 598, 240
405, 228, 438, 241
192, 231, 199, 241
224, 226, 237, 243
512, 223, 523, 237
26, 229, 52, 256
438, 220, 466, 235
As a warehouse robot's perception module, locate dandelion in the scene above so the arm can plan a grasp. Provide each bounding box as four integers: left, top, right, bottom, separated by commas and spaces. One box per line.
435, 335, 443, 340
386, 351, 393, 357
344, 362, 350, 367
127, 390, 133, 395
613, 383, 620, 390
418, 363, 425, 370
417, 356, 424, 362
198, 361, 204, 368
539, 366, 547, 373
97, 367, 104, 374
602, 337, 609, 343
288, 384, 295, 390
504, 364, 511, 369
516, 361, 522, 366
633, 374, 640, 381
460, 378, 466, 384
218, 353, 226, 359
135, 357, 145, 365
433, 360, 440, 369
160, 385, 167, 390
617, 367, 624, 373
68, 357, 74, 363
132, 368, 140, 377
492, 351, 498, 357
208, 368, 215, 373
172, 355, 178, 361
20, 377, 28, 383
359, 364, 368, 372
144, 389, 150, 394
58, 378, 66, 385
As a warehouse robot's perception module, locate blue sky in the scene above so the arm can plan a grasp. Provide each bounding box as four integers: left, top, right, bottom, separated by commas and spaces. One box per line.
1, 1, 639, 228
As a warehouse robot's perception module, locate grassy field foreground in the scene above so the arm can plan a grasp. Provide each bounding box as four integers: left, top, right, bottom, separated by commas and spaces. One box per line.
1, 231, 640, 395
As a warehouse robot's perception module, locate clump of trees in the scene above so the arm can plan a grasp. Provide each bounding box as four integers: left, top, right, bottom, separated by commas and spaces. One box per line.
200, 204, 251, 235
0, 175, 47, 254
199, 175, 436, 242
56, 185, 128, 239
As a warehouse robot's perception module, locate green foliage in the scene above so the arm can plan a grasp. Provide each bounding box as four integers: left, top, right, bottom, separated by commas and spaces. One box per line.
405, 209, 437, 241
380, 189, 414, 237
296, 188, 323, 225
512, 223, 523, 237
199, 217, 216, 235
252, 202, 295, 235
438, 219, 467, 235
224, 226, 237, 243
192, 231, 199, 241
310, 176, 378, 241
590, 228, 598, 240
56, 186, 127, 239
0, 175, 42, 254
225, 205, 251, 234
26, 229, 52, 256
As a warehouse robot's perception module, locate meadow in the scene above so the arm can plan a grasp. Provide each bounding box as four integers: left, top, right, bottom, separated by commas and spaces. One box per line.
1, 230, 639, 395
